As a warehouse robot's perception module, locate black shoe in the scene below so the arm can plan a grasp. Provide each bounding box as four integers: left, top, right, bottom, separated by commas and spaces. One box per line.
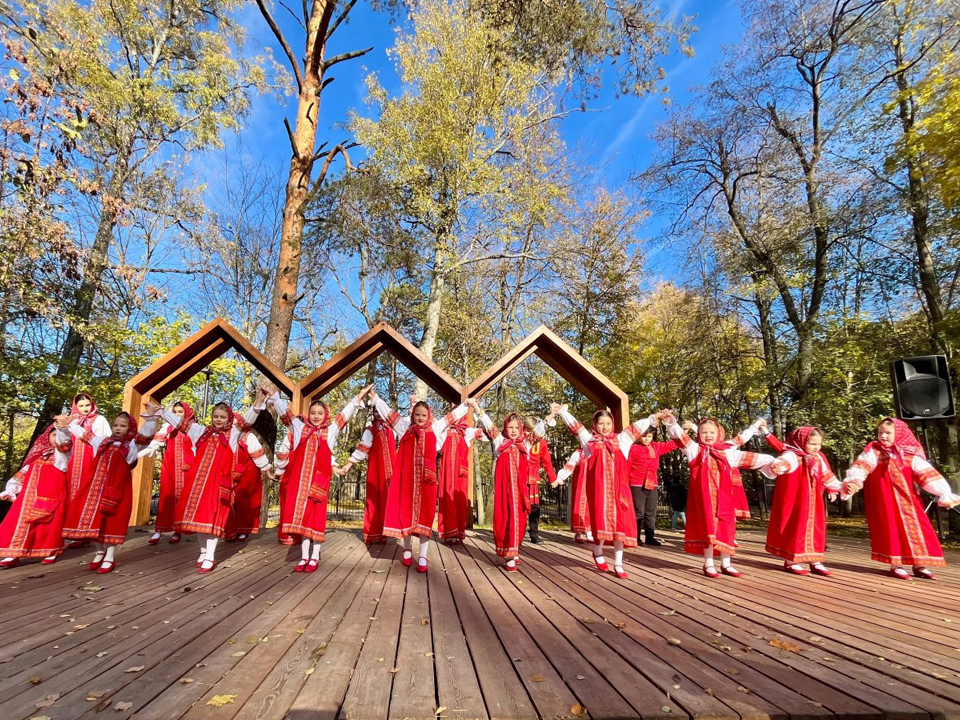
645, 538, 663, 546
530, 536, 544, 545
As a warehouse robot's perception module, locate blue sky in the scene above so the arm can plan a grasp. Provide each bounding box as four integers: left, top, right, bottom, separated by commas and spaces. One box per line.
202, 0, 745, 295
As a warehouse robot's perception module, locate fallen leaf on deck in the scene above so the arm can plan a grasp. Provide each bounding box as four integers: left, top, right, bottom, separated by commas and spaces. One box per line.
231, 652, 246, 658
614, 622, 626, 629
705, 689, 715, 697
87, 691, 106, 699
667, 638, 682, 646
582, 617, 594, 624
388, 667, 399, 674
179, 678, 194, 684
662, 706, 673, 713
435, 707, 447, 716
124, 666, 144, 673
769, 638, 803, 653
659, 610, 676, 616
531, 675, 545, 682
29, 676, 42, 684
35, 694, 59, 709
576, 675, 585, 680
28, 716, 51, 720
114, 702, 133, 711
571, 703, 588, 717
737, 686, 751, 694
424, 652, 434, 657
206, 695, 237, 707
421, 619, 429, 626
80, 585, 102, 592
809, 636, 822, 642
97, 652, 109, 658
311, 643, 328, 661
244, 635, 259, 644
304, 668, 314, 676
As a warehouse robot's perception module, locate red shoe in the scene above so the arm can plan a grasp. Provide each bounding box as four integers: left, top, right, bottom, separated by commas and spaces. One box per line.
514, 557, 522, 565
0, 558, 20, 569
614, 566, 628, 579
89, 557, 105, 571
506, 563, 518, 572
888, 567, 910, 580
721, 565, 742, 578
197, 561, 218, 574
593, 555, 609, 572
168, 534, 182, 544
702, 564, 720, 579
784, 562, 809, 576
401, 553, 413, 567
293, 560, 308, 573
67, 539, 87, 549
913, 566, 936, 580
41, 557, 57, 565
575, 535, 585, 544
810, 563, 832, 577
417, 559, 428, 574
148, 535, 161, 545
305, 559, 319, 573
97, 560, 117, 574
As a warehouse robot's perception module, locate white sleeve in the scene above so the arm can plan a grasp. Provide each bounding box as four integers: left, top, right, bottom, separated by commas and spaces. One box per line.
328, 395, 363, 452
665, 419, 699, 463
275, 432, 291, 477
91, 415, 112, 438
350, 427, 375, 463
434, 403, 468, 435
244, 433, 272, 471
844, 447, 879, 489
558, 409, 591, 450
555, 450, 582, 484
373, 395, 409, 435
53, 426, 72, 470
618, 415, 656, 458
725, 448, 775, 470
912, 456, 960, 506
760, 450, 798, 479
3, 473, 24, 497
478, 412, 505, 454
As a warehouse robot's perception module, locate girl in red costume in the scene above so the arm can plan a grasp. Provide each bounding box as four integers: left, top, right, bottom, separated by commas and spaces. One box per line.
468, 399, 553, 570
843, 417, 960, 579
272, 387, 368, 571
63, 402, 161, 573
555, 449, 592, 544
0, 416, 73, 567
340, 406, 400, 545
551, 403, 667, 579
371, 392, 468, 573
226, 420, 272, 540
63, 392, 112, 548
762, 426, 841, 576
163, 387, 269, 573
141, 401, 195, 545
664, 412, 778, 578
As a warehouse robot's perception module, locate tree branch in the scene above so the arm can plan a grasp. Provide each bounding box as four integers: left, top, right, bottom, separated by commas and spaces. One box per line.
323, 47, 374, 72
255, 0, 304, 93
326, 0, 359, 41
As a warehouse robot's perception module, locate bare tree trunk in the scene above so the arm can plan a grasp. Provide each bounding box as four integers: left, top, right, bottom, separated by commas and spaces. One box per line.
414, 241, 448, 399
29, 167, 125, 446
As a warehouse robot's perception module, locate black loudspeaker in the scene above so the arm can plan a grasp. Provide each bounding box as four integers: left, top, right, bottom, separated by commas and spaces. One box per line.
891, 355, 955, 420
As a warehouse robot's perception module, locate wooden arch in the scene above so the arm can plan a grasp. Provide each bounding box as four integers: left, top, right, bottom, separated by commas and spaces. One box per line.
294, 322, 463, 412
123, 318, 296, 524
462, 325, 630, 430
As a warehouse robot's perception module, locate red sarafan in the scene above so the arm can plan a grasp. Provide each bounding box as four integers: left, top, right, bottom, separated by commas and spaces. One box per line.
844, 417, 960, 578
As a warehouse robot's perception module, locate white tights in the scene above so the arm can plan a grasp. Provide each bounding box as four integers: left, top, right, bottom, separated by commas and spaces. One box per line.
702, 546, 733, 568
593, 540, 625, 568
198, 534, 219, 569
300, 538, 322, 562
403, 535, 430, 566
92, 543, 118, 565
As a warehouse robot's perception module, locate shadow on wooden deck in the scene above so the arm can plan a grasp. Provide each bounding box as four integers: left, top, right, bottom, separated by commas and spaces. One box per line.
1, 527, 959, 720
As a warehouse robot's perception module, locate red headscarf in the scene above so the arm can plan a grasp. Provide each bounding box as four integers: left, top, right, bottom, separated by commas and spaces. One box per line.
870, 417, 927, 461
692, 417, 733, 475
22, 423, 57, 467
300, 401, 331, 442
399, 403, 437, 485
785, 426, 824, 481
498, 412, 528, 455
169, 401, 195, 436
590, 410, 619, 455
197, 403, 235, 447
97, 414, 139, 457
70, 392, 101, 431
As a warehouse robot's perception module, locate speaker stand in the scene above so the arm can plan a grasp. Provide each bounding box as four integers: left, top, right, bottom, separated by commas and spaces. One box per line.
918, 420, 946, 540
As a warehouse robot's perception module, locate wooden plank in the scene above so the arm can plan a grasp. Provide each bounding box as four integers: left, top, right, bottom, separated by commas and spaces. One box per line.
459, 537, 641, 720
435, 540, 531, 720
0, 539, 292, 720
462, 537, 681, 720
339, 548, 409, 720
428, 542, 488, 720
231, 537, 392, 720
117, 534, 360, 720
387, 547, 437, 720
511, 540, 770, 720
288, 543, 397, 719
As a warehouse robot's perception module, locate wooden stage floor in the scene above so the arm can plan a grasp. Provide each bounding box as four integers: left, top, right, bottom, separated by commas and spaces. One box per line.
2, 527, 960, 720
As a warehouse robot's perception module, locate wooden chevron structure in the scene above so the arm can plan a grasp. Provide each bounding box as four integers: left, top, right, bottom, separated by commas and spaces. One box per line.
123, 319, 626, 524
